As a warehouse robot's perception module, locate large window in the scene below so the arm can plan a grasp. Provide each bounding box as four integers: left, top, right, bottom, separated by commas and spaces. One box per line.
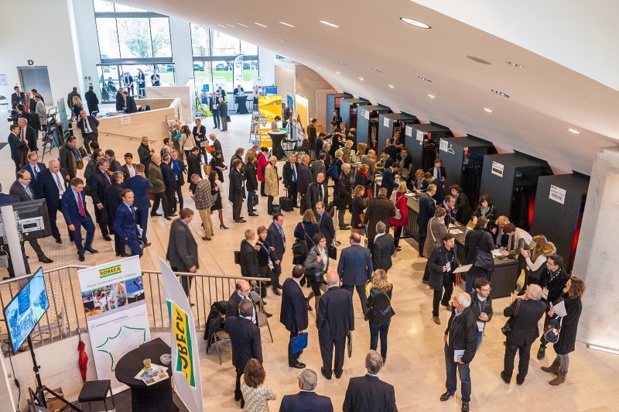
190, 24, 259, 95
93, 0, 174, 100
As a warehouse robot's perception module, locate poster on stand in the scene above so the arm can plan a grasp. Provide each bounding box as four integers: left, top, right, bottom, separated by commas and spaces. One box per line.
294, 94, 309, 142
258, 95, 282, 147
78, 256, 150, 391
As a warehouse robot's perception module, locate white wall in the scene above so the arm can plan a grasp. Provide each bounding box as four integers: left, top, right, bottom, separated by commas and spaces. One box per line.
0, 0, 81, 113
71, 0, 102, 97
169, 16, 194, 87
258, 49, 276, 86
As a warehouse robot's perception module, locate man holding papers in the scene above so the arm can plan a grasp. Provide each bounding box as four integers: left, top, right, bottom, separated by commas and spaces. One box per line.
280, 265, 309, 369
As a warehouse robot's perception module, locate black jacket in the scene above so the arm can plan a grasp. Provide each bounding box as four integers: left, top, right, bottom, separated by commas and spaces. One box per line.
444, 307, 478, 364
266, 222, 286, 260
282, 161, 297, 188
166, 218, 199, 272
333, 173, 352, 209
280, 277, 309, 333
343, 374, 397, 412
225, 316, 262, 370
306, 181, 328, 213
367, 286, 394, 325
85, 90, 99, 112
87, 169, 111, 207
115, 91, 124, 112
125, 96, 137, 113
468, 292, 493, 325
539, 267, 570, 305
427, 245, 460, 292
463, 227, 495, 265
455, 192, 473, 224
240, 240, 259, 276
244, 162, 258, 192
138, 143, 152, 170
317, 286, 354, 340
373, 233, 395, 271
59, 143, 77, 179
229, 167, 245, 202
504, 298, 546, 346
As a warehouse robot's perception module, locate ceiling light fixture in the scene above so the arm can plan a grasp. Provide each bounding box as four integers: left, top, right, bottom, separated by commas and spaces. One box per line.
491, 89, 510, 98
238, 23, 249, 28
388, 84, 395, 89
278, 39, 288, 43
418, 76, 432, 82
320, 20, 340, 28
428, 94, 435, 99
279, 21, 294, 28
370, 68, 383, 74
467, 55, 492, 65
217, 24, 226, 29
226, 24, 236, 28
254, 22, 267, 28
484, 107, 493, 113
507, 61, 524, 68
568, 128, 581, 134
400, 17, 431, 29
358, 77, 364, 81
338, 61, 347, 66
335, 71, 341, 75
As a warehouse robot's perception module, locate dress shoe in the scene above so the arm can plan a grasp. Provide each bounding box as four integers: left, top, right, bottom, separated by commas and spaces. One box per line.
516, 375, 525, 385
120, 253, 132, 257
264, 311, 273, 318
39, 257, 53, 264
85, 247, 99, 254
442, 303, 453, 312
165, 216, 173, 221
339, 225, 350, 230
103, 235, 112, 241
395, 246, 402, 252
78, 254, 85, 262
537, 346, 546, 360
334, 371, 342, 379
440, 392, 453, 402
272, 287, 281, 296
249, 213, 259, 217
202, 236, 212, 241
290, 362, 306, 369
433, 316, 441, 325
321, 367, 332, 380
55, 238, 62, 244
500, 371, 511, 384
151, 212, 162, 217
220, 224, 229, 229
143, 242, 151, 248
462, 403, 470, 412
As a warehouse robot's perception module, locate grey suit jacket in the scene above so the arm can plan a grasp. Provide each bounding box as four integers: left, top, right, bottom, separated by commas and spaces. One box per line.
166, 218, 198, 271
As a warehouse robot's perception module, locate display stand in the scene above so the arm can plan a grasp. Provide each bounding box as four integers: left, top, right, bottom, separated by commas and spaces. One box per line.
339, 98, 370, 130
377, 113, 418, 154
326, 92, 352, 131
405, 123, 453, 172
356, 104, 391, 147
250, 111, 261, 143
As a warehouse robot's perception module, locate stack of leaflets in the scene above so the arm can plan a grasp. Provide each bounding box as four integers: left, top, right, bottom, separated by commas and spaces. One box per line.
134, 364, 170, 386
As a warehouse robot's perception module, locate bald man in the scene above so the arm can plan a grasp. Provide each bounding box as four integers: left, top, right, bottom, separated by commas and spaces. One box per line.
36, 160, 68, 243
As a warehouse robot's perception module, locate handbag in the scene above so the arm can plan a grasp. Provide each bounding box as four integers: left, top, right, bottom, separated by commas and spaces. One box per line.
544, 317, 562, 344
203, 164, 212, 176
328, 244, 337, 260
292, 240, 308, 259
234, 251, 241, 265
501, 298, 522, 336
226, 115, 231, 122
474, 249, 494, 271
252, 192, 259, 205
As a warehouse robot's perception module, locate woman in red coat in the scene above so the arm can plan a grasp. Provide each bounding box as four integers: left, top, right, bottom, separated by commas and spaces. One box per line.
389, 182, 409, 251
256, 147, 269, 196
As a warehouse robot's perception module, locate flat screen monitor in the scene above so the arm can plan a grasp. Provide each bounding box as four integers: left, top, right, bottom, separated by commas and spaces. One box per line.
265, 86, 277, 95
0, 199, 51, 245
3, 267, 49, 354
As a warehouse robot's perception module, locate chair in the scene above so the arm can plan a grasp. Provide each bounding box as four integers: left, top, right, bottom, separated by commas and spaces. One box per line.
212, 327, 230, 365
250, 291, 273, 342
77, 379, 116, 412
206, 315, 230, 365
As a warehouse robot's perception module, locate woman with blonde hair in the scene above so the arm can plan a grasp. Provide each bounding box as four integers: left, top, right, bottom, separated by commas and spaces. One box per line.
72, 96, 84, 119
389, 182, 409, 252
342, 139, 354, 163
520, 235, 556, 289
366, 269, 395, 363
240, 358, 276, 411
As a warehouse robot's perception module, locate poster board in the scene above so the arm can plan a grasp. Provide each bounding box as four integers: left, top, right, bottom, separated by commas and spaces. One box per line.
258, 95, 282, 147
294, 94, 309, 142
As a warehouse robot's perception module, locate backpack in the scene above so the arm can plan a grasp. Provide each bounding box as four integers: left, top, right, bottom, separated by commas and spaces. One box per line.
327, 164, 340, 180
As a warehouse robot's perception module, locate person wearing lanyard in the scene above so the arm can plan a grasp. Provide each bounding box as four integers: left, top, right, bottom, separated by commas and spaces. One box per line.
469, 278, 493, 347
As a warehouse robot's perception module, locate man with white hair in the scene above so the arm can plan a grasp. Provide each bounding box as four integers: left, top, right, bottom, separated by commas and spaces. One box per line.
343, 350, 397, 412
441, 292, 478, 412
279, 369, 334, 411
500, 284, 546, 385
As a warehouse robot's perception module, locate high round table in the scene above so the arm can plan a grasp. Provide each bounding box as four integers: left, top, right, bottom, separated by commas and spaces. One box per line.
268, 130, 288, 160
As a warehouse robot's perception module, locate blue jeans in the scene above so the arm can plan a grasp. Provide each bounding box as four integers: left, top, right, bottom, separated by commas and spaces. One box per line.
444, 343, 471, 403
465, 270, 488, 293
247, 191, 254, 214
477, 331, 483, 348
369, 320, 391, 361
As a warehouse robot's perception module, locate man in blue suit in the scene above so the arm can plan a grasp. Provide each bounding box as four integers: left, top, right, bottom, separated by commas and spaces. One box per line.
418, 183, 437, 259
317, 270, 354, 380
8, 124, 27, 172
36, 160, 67, 244
125, 163, 153, 246
337, 233, 373, 316
61, 177, 98, 261
113, 189, 142, 257
280, 265, 309, 369
21, 152, 47, 190
316, 201, 335, 246
380, 162, 400, 199
279, 369, 334, 412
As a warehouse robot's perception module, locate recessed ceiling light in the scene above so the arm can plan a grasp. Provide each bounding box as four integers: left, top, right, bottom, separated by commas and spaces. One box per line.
370, 68, 383, 74
278, 39, 288, 43
507, 61, 524, 68
226, 24, 236, 28
279, 21, 294, 28
238, 23, 249, 27
467, 55, 492, 65
320, 20, 339, 28
254, 22, 267, 28
490, 89, 510, 98
400, 17, 431, 29
317, 67, 322, 71
338, 61, 347, 66
217, 24, 226, 28
335, 71, 340, 75
388, 84, 395, 89
568, 128, 580, 134
358, 77, 364, 81
484, 107, 493, 113
418, 76, 432, 82
427, 94, 435, 99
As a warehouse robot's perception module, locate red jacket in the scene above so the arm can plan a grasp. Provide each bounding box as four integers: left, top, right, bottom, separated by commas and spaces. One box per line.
257, 152, 268, 182
389, 193, 409, 227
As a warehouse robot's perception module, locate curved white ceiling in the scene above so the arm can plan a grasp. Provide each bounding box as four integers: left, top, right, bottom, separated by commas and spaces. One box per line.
119, 0, 619, 174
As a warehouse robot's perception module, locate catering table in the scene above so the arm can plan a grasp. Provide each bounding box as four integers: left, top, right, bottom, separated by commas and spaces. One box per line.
406, 194, 519, 298
235, 95, 249, 114
115, 338, 176, 412
268, 130, 288, 160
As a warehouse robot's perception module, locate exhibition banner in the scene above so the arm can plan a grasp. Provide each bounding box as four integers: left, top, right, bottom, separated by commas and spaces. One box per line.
295, 94, 309, 141
78, 256, 150, 391
159, 258, 204, 412
259, 95, 283, 145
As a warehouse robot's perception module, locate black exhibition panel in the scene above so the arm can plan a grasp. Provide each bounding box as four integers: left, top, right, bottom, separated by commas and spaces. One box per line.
439, 135, 497, 208
356, 104, 391, 146
405, 123, 453, 172
339, 97, 370, 130
529, 173, 589, 272
479, 151, 553, 231
326, 92, 352, 131
377, 112, 419, 154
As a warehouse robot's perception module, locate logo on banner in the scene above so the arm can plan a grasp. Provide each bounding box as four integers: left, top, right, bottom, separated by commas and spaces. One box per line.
168, 301, 195, 387
99, 264, 122, 278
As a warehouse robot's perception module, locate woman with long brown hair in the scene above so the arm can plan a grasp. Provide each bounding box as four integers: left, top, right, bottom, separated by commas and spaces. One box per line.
366, 269, 395, 363
520, 235, 556, 290
240, 358, 276, 411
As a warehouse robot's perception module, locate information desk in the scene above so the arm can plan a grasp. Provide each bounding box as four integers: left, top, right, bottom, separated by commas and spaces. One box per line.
406, 195, 518, 298
115, 338, 176, 412
268, 130, 288, 160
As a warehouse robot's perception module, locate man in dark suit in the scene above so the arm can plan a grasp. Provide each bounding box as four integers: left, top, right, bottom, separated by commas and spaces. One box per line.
417, 184, 437, 258
338, 233, 373, 316
149, 154, 172, 219
87, 158, 112, 241
307, 118, 318, 152
297, 155, 311, 213
8, 124, 27, 172
23, 92, 36, 115
266, 213, 286, 294
441, 293, 478, 412
11, 86, 25, 107
113, 189, 143, 257
61, 177, 98, 261
115, 87, 124, 112
229, 159, 246, 223
9, 171, 53, 263
36, 160, 66, 244
18, 117, 37, 153
317, 270, 354, 380
280, 369, 334, 412
209, 92, 220, 129
21, 152, 47, 189
138, 136, 154, 176
282, 154, 299, 208
123, 91, 137, 113
160, 153, 178, 214
373, 221, 396, 272
365, 188, 396, 253
121, 153, 136, 180
126, 164, 153, 246
59, 136, 79, 182
343, 350, 398, 412
225, 280, 258, 325
429, 158, 447, 182
77, 110, 99, 153
380, 162, 400, 199
84, 85, 99, 114
105, 149, 122, 173
311, 153, 327, 183
428, 234, 461, 325
537, 254, 570, 360
166, 209, 199, 296
306, 172, 328, 215
501, 284, 546, 385
280, 265, 309, 369
226, 299, 262, 407
316, 201, 335, 246
192, 119, 207, 159
209, 133, 223, 161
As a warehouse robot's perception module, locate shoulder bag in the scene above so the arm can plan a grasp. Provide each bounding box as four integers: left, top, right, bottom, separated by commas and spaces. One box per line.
501, 298, 522, 335
473, 233, 494, 271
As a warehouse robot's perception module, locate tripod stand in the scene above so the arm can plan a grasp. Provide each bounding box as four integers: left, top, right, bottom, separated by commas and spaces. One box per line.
27, 336, 81, 411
